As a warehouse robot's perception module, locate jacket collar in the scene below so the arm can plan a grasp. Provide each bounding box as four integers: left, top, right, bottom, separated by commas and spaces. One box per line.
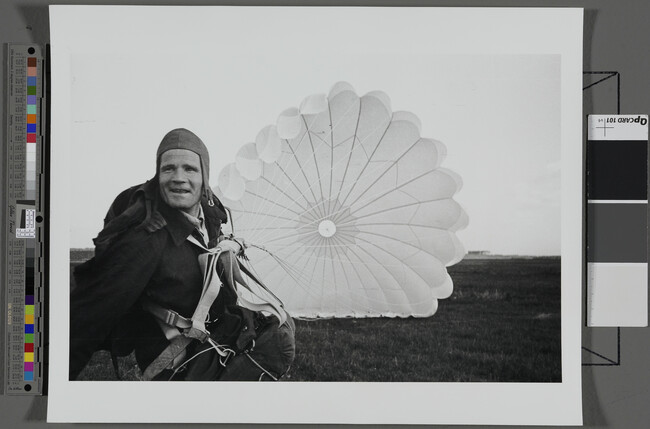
136, 180, 227, 247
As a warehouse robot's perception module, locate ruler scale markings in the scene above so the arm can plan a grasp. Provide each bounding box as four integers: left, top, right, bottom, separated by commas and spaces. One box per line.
4, 45, 44, 394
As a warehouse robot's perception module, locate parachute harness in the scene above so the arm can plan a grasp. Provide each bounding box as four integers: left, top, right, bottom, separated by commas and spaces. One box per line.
142, 233, 289, 381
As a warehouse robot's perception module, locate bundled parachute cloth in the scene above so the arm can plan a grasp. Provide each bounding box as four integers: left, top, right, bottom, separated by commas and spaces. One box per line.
144, 246, 296, 381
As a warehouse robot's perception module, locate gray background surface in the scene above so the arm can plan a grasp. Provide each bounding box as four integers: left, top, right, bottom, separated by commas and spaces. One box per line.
1, 0, 649, 428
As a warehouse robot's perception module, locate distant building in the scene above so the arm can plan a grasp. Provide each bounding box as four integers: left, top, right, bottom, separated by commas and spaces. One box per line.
468, 250, 490, 256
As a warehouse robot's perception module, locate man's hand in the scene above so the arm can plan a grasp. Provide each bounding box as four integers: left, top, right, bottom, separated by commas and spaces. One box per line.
218, 237, 247, 254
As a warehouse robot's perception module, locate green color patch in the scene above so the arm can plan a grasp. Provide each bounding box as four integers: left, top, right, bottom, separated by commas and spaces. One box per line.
25, 334, 34, 343
27, 86, 36, 95
25, 305, 34, 315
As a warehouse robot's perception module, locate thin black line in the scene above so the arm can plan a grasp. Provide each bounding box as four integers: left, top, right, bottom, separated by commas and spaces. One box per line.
582, 69, 623, 368
582, 73, 617, 90
617, 73, 621, 114
581, 346, 619, 365
617, 327, 621, 364
581, 327, 622, 366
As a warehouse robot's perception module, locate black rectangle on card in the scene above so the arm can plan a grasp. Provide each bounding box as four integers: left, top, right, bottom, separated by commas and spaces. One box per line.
587, 203, 648, 262
587, 140, 648, 200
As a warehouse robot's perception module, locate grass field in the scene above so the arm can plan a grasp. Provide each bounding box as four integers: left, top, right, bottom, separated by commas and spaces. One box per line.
75, 257, 561, 382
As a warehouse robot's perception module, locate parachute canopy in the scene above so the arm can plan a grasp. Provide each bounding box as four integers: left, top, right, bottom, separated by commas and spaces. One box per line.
216, 82, 468, 318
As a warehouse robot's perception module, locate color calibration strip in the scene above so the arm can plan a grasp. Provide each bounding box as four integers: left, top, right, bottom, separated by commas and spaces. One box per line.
587, 114, 649, 327
23, 55, 38, 382
26, 57, 38, 202
4, 45, 44, 395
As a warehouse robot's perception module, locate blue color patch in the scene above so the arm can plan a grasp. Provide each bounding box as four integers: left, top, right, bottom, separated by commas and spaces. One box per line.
27, 124, 36, 133
25, 325, 34, 334
25, 372, 34, 381
27, 76, 37, 87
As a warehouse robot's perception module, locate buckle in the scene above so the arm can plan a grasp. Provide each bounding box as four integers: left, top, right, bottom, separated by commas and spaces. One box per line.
165, 311, 179, 326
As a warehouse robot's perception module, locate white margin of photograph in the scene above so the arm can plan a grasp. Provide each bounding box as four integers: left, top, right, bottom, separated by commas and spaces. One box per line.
47, 6, 583, 425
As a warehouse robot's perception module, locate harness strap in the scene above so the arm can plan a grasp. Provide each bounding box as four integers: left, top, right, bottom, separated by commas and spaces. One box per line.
185, 244, 223, 342
142, 335, 193, 381
142, 237, 226, 379
142, 235, 289, 380
141, 300, 192, 330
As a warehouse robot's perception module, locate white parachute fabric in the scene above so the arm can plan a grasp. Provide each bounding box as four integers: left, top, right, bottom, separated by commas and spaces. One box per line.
216, 82, 468, 318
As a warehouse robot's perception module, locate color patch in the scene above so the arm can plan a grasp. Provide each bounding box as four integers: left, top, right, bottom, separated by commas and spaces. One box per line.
25, 295, 34, 305
25, 334, 34, 343
25, 325, 34, 334
27, 114, 36, 123
587, 115, 649, 328
24, 372, 34, 382
587, 140, 648, 200
27, 57, 37, 66
27, 67, 36, 77
27, 76, 37, 86
27, 85, 36, 95
587, 203, 648, 263
588, 263, 648, 327
27, 133, 36, 143
27, 95, 36, 104
27, 104, 36, 114
24, 353, 34, 362
25, 343, 34, 353
25, 314, 34, 324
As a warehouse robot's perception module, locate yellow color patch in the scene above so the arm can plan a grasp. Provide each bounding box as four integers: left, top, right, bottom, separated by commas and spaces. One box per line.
24, 353, 34, 362
25, 314, 34, 324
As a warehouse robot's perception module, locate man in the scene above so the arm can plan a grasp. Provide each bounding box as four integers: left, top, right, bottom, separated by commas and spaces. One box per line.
70, 128, 295, 381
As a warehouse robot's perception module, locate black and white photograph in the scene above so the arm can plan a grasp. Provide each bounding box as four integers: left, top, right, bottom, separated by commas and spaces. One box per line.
48, 6, 583, 425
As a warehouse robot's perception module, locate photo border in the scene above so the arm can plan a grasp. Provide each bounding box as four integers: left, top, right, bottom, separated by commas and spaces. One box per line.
48, 6, 583, 424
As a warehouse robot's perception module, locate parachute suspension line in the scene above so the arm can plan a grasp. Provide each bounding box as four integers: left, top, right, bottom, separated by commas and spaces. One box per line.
250, 150, 424, 247
337, 114, 393, 209
335, 96, 363, 200
251, 163, 433, 248
301, 114, 326, 210
257, 244, 362, 313
245, 106, 393, 245
244, 352, 279, 381
246, 243, 316, 300
241, 257, 285, 305
166, 340, 235, 381
248, 231, 395, 313
327, 102, 335, 213
247, 114, 321, 236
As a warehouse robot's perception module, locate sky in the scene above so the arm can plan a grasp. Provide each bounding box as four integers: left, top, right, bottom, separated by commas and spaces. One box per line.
69, 53, 560, 255
64, 12, 561, 256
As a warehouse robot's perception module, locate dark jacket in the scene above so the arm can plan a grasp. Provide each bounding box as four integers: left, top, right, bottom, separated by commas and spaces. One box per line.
69, 181, 233, 379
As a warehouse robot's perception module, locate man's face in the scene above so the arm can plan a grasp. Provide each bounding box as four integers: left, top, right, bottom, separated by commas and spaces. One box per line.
159, 149, 203, 216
